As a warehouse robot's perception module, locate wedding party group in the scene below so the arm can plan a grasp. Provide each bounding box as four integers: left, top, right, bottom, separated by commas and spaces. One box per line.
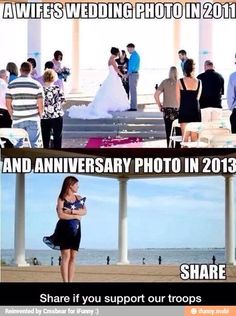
0, 45, 236, 148
155, 50, 236, 147
0, 50, 69, 148
0, 44, 140, 148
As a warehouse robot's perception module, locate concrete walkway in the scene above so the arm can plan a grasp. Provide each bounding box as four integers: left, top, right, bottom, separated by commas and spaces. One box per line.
62, 97, 166, 147
61, 95, 231, 148
62, 111, 166, 139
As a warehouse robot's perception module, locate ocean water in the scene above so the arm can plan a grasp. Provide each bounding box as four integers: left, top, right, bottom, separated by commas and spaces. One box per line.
77, 68, 168, 97
65, 68, 230, 111
72, 68, 233, 98
1, 248, 227, 266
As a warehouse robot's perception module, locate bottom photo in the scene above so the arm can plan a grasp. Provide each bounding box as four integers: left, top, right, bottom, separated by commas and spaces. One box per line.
1, 148, 236, 283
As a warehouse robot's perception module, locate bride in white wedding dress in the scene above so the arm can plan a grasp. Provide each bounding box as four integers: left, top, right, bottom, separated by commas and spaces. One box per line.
67, 47, 130, 119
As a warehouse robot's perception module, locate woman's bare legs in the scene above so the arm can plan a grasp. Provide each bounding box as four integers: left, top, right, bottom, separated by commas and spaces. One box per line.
68, 250, 78, 282
181, 123, 189, 143
181, 124, 199, 143
190, 131, 198, 142
60, 249, 70, 282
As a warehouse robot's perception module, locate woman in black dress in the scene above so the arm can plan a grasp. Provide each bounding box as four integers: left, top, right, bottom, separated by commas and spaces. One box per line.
116, 50, 129, 97
176, 59, 202, 142
43, 176, 87, 282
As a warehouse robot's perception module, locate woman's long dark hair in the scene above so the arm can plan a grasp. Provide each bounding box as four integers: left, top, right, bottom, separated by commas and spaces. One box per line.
54, 50, 63, 61
111, 47, 119, 56
6, 62, 18, 76
121, 50, 127, 59
59, 176, 78, 200
183, 59, 195, 77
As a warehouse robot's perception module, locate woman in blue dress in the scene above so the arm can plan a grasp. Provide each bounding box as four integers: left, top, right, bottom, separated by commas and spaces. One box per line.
43, 176, 87, 282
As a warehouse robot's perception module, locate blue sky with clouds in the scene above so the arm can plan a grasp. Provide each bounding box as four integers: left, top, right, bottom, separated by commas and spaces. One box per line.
1, 173, 236, 250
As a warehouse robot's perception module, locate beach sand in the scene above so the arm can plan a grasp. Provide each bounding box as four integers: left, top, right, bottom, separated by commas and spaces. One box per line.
1, 265, 236, 282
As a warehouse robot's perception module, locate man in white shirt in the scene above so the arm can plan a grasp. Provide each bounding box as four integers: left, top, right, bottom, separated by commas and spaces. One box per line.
0, 69, 11, 128
227, 54, 236, 133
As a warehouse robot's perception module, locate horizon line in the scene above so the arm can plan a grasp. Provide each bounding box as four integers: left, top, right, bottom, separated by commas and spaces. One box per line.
1, 247, 227, 251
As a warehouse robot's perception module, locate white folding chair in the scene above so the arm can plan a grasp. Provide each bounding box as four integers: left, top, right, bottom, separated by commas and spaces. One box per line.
181, 122, 231, 148
211, 119, 231, 130
211, 134, 236, 148
0, 139, 6, 147
221, 109, 231, 119
169, 119, 182, 148
199, 120, 230, 131
181, 122, 205, 148
199, 128, 230, 147
0, 128, 31, 148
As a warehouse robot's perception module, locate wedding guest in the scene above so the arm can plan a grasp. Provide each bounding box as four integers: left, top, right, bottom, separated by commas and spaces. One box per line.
6, 62, 44, 148
52, 50, 70, 85
6, 62, 18, 83
116, 50, 129, 97
227, 54, 236, 133
127, 43, 140, 111
27, 58, 38, 79
0, 70, 11, 128
154, 66, 180, 147
176, 59, 202, 142
0, 69, 13, 148
37, 61, 63, 90
41, 69, 65, 149
197, 60, 224, 122
52, 50, 63, 73
43, 176, 87, 282
178, 50, 188, 73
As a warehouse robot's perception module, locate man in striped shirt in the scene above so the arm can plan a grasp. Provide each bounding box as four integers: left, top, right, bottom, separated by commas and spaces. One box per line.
6, 62, 44, 147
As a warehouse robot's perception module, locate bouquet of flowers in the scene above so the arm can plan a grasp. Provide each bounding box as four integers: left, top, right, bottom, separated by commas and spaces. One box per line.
57, 67, 71, 82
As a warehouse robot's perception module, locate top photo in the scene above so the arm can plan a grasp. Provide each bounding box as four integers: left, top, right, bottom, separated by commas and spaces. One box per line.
0, 0, 236, 149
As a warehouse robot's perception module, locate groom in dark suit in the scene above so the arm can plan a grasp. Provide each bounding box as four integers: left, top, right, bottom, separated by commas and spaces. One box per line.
126, 43, 140, 111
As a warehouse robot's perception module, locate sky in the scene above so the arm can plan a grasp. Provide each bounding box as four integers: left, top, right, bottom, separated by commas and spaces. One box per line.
1, 172, 236, 250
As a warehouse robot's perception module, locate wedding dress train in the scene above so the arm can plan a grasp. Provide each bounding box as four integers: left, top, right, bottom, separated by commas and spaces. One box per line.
67, 65, 130, 119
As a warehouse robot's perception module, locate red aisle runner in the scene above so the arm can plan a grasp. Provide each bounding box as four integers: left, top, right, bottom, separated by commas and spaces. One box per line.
85, 137, 143, 148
